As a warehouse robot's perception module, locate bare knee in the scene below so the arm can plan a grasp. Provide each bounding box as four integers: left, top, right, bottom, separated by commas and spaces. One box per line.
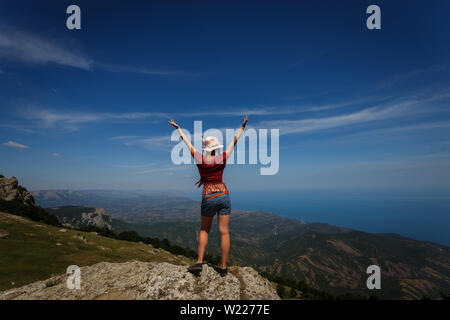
218, 226, 229, 236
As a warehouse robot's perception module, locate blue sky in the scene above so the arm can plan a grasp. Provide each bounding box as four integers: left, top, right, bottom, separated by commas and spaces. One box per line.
1, 0, 450, 192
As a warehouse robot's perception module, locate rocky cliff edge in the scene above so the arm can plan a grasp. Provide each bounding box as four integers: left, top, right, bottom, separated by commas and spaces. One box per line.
0, 260, 280, 300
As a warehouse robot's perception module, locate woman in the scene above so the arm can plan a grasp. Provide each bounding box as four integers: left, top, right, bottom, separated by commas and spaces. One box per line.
168, 115, 248, 277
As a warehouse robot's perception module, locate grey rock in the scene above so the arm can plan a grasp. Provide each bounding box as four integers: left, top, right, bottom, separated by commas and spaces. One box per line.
0, 176, 35, 206
0, 261, 280, 300
0, 229, 9, 239
72, 234, 87, 243
80, 208, 112, 230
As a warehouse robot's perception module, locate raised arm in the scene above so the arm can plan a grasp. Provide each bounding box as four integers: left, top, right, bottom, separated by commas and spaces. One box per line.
168, 119, 196, 156
225, 115, 248, 158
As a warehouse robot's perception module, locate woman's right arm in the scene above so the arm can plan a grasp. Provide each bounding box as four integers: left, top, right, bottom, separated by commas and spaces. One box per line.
168, 119, 196, 156
225, 115, 249, 158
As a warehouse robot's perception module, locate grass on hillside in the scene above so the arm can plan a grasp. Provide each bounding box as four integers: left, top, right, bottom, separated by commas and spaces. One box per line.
0, 211, 194, 291
0, 211, 394, 300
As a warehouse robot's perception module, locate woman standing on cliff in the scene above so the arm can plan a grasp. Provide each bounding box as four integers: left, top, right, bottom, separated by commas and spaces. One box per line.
168, 115, 248, 277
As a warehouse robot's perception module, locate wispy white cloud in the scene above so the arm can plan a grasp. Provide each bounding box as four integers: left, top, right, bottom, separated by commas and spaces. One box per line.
302, 97, 381, 112
257, 104, 402, 136
112, 135, 171, 149
95, 62, 177, 76
94, 62, 206, 77
3, 140, 29, 149
178, 97, 377, 118
306, 152, 450, 172
136, 166, 187, 174
6, 103, 335, 133
379, 64, 448, 88
0, 26, 201, 77
50, 153, 60, 157
6, 88, 450, 137
5, 91, 391, 134
0, 27, 92, 69
0, 123, 36, 133
256, 91, 450, 136
15, 108, 169, 132
113, 162, 156, 169
349, 121, 450, 137
105, 112, 169, 120
286, 86, 352, 101
108, 135, 140, 141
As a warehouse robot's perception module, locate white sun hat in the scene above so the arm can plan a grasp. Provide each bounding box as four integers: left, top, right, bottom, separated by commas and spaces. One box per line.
202, 136, 224, 152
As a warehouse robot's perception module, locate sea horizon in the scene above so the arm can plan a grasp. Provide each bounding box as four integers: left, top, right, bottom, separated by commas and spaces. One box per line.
28, 186, 450, 247
186, 188, 450, 247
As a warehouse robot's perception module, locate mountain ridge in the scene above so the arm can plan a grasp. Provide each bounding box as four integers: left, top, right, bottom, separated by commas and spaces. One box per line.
35, 188, 450, 299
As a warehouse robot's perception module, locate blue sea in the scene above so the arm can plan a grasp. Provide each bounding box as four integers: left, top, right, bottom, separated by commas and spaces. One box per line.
191, 189, 450, 246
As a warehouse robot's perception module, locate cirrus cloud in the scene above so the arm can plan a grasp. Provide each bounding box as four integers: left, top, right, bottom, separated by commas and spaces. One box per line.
3, 140, 29, 149
0, 27, 92, 70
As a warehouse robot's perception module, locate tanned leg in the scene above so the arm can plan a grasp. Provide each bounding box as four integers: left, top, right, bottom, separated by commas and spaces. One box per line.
197, 216, 213, 264
217, 214, 230, 269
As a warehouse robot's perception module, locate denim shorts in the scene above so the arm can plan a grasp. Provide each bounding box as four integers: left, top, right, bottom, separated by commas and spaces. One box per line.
201, 192, 231, 217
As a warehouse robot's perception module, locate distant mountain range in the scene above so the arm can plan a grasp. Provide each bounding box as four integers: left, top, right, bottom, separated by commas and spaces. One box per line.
33, 189, 450, 299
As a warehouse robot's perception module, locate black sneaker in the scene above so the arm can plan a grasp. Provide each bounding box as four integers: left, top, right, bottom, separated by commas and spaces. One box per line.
187, 263, 203, 274
212, 265, 228, 277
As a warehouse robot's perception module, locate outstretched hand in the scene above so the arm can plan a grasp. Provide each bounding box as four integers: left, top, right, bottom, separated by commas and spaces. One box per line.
168, 119, 180, 129
242, 114, 249, 128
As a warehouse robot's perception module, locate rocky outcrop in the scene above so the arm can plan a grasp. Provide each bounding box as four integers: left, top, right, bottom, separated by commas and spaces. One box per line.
0, 175, 34, 206
79, 208, 112, 230
0, 261, 280, 300
0, 229, 9, 239
47, 206, 113, 230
